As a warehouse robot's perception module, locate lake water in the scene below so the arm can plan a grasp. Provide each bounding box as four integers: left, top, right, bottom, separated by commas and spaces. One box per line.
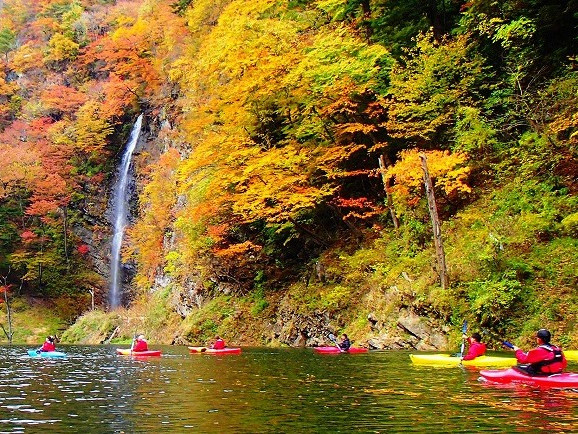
0, 346, 576, 432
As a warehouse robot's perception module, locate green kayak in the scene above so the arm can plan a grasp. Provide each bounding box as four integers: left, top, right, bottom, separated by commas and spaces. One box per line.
410, 353, 516, 367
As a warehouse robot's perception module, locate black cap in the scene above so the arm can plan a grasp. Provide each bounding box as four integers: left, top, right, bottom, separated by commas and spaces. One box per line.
536, 329, 551, 343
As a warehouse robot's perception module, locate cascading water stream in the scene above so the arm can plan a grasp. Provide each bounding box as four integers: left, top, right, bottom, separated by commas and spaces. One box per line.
109, 114, 143, 309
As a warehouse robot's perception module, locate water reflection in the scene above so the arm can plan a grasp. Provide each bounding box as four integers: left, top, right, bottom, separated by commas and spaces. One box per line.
0, 346, 576, 432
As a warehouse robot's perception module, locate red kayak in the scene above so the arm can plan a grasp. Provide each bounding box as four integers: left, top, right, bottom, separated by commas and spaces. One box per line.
314, 346, 368, 354
116, 349, 162, 357
188, 346, 241, 354
480, 368, 578, 388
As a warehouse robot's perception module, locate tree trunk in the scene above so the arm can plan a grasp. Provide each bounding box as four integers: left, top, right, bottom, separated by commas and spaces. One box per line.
419, 153, 448, 289
378, 155, 399, 229
0, 272, 15, 344
360, 0, 373, 39
63, 205, 69, 268
4, 289, 13, 344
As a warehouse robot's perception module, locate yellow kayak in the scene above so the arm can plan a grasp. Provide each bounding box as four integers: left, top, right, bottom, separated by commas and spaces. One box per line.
565, 350, 578, 361
410, 353, 516, 367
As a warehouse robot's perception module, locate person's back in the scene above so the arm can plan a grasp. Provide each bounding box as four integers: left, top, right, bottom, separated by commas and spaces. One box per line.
40, 336, 56, 352
212, 336, 225, 350
462, 333, 486, 360
513, 329, 567, 375
133, 335, 149, 352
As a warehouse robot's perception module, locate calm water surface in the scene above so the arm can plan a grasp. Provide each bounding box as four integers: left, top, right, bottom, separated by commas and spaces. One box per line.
0, 345, 576, 432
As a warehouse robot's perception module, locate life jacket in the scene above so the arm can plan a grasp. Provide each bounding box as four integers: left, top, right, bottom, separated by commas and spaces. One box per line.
532, 344, 565, 374
41, 341, 56, 352
339, 339, 351, 351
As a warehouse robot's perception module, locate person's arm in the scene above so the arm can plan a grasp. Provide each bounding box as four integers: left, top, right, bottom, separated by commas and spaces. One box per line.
514, 348, 545, 364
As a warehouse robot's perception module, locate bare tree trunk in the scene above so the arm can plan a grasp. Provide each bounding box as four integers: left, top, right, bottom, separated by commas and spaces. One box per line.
378, 155, 400, 229
419, 153, 448, 289
4, 288, 13, 344
0, 271, 15, 344
63, 206, 69, 268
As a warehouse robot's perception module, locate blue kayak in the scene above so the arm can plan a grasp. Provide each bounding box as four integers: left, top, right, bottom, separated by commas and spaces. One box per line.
28, 350, 66, 358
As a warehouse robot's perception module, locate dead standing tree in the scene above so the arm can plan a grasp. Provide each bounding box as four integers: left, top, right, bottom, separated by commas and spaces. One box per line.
0, 269, 20, 344
419, 153, 449, 289
378, 154, 400, 230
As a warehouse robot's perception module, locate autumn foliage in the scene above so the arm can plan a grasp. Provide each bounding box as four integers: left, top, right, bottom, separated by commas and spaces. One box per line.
0, 0, 575, 341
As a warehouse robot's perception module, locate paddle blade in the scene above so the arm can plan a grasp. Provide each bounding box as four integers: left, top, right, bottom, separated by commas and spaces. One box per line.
502, 341, 515, 349
462, 320, 468, 334
328, 333, 337, 343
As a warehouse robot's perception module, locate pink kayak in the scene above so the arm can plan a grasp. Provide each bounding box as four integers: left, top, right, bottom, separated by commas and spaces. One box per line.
188, 346, 241, 354
480, 368, 578, 388
116, 349, 162, 357
314, 346, 368, 354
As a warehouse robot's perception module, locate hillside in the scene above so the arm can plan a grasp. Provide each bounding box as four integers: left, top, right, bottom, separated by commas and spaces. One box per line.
0, 0, 576, 349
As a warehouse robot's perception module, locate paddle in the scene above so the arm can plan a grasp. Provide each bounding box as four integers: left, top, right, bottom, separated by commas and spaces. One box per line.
459, 320, 468, 358
328, 333, 345, 353
130, 331, 136, 356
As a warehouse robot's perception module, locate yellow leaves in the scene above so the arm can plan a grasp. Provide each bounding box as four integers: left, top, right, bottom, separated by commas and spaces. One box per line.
126, 148, 181, 287
385, 32, 485, 143
213, 241, 262, 259
335, 122, 377, 136
0, 71, 17, 95
73, 101, 113, 153
45, 33, 79, 62
230, 144, 336, 223
10, 42, 44, 73
543, 72, 578, 144
387, 149, 472, 200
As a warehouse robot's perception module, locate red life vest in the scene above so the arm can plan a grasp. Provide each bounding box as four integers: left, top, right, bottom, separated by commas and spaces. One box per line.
212, 339, 225, 349
515, 344, 567, 374
41, 341, 56, 352
462, 340, 486, 360
133, 339, 148, 352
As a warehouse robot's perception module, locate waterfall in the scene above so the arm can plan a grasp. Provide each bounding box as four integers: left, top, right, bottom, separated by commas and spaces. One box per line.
109, 114, 143, 309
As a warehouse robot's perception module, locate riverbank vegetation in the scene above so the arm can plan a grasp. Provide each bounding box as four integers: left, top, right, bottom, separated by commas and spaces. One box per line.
0, 0, 576, 348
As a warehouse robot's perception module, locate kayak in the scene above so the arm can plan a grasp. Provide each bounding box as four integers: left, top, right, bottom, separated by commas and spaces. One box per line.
116, 349, 162, 357
565, 350, 578, 361
188, 346, 241, 354
28, 350, 66, 358
410, 353, 516, 367
480, 368, 578, 388
314, 346, 368, 354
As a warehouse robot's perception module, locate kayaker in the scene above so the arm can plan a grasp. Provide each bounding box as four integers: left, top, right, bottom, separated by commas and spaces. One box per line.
211, 335, 226, 350
338, 334, 351, 351
132, 335, 149, 352
39, 335, 56, 352
462, 332, 486, 360
510, 329, 567, 375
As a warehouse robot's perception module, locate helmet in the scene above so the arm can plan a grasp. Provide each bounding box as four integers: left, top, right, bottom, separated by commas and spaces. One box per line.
137, 335, 146, 341
47, 336, 54, 342
536, 329, 551, 343
471, 332, 481, 342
